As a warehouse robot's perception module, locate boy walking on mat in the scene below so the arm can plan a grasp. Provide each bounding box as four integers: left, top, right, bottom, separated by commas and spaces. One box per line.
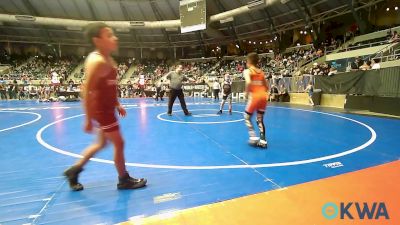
64, 22, 147, 191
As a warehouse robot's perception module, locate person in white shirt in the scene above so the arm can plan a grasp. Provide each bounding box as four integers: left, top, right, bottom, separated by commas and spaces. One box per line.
212, 80, 221, 100
371, 59, 381, 70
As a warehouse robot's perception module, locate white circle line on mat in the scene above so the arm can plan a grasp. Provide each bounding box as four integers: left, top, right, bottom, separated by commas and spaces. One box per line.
157, 109, 245, 124
0, 111, 42, 132
36, 107, 376, 169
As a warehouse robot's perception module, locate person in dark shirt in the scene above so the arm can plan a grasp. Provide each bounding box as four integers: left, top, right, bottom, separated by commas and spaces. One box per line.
166, 64, 192, 116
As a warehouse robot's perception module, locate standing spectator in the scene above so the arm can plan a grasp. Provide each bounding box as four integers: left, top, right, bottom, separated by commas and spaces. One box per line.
8, 81, 17, 99
138, 74, 146, 97
212, 79, 221, 100
155, 79, 164, 101
0, 77, 7, 100
305, 81, 314, 106
127, 81, 133, 98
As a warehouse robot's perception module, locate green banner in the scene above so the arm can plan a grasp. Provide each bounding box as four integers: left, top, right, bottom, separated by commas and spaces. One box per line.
315, 67, 400, 97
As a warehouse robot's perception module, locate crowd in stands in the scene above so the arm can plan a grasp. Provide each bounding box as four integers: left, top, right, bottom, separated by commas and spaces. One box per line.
0, 76, 82, 101
349, 57, 381, 71
2, 55, 78, 82
1, 25, 399, 101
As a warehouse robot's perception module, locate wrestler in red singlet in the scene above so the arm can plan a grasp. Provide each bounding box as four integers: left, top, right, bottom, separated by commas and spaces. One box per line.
63, 22, 147, 191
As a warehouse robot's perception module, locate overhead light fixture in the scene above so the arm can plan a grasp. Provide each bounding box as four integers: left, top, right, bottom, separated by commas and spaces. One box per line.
300, 31, 303, 34
253, 42, 256, 44
220, 17, 234, 24
311, 30, 313, 33
260, 42, 262, 44
130, 21, 145, 27
236, 44, 240, 48
386, 7, 390, 11
297, 43, 300, 46
270, 40, 273, 43
249, 41, 252, 44
304, 31, 307, 34
395, 6, 399, 11
247, 0, 265, 9
66, 26, 82, 31
116, 28, 130, 33
165, 27, 179, 32
15, 15, 36, 22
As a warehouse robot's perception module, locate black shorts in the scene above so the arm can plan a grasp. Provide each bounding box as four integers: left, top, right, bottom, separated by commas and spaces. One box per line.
223, 93, 232, 101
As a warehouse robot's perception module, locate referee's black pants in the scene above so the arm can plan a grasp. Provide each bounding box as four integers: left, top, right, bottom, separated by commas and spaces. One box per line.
168, 88, 189, 115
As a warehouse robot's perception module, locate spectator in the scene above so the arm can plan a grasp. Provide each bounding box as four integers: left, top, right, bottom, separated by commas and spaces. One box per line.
359, 61, 372, 71
305, 81, 314, 106
0, 77, 7, 100
278, 84, 289, 102
311, 63, 320, 75
269, 85, 279, 102
371, 59, 381, 70
29, 86, 38, 99
389, 31, 400, 43
351, 57, 364, 70
212, 80, 221, 100
328, 67, 338, 76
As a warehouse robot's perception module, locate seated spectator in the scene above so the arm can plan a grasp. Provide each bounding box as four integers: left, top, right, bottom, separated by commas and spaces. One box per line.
29, 86, 38, 99
311, 63, 320, 75
269, 85, 279, 102
278, 84, 289, 102
359, 61, 372, 71
328, 67, 338, 76
351, 57, 364, 70
371, 59, 381, 70
389, 31, 400, 43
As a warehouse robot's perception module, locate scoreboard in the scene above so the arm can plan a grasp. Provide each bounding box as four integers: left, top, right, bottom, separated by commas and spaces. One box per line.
179, 0, 206, 33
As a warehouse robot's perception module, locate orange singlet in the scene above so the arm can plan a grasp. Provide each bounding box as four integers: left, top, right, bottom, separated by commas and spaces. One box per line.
245, 67, 268, 114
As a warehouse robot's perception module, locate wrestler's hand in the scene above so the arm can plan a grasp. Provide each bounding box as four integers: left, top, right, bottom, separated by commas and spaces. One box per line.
84, 119, 93, 133
117, 105, 127, 117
